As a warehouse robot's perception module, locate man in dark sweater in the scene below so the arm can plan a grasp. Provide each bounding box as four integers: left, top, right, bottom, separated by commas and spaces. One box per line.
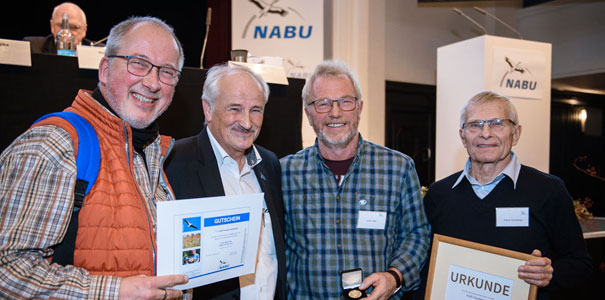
422, 91, 591, 300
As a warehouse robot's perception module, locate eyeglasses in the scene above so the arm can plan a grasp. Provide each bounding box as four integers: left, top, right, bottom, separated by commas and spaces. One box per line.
53, 22, 85, 33
308, 96, 358, 113
108, 55, 181, 86
462, 118, 516, 132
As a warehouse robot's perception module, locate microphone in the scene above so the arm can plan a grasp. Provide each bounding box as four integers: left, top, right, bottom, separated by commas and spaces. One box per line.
200, 7, 212, 69
473, 6, 523, 39
92, 36, 108, 46
452, 8, 487, 36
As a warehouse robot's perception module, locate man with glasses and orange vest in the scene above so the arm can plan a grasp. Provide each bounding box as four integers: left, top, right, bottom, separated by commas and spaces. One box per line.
0, 16, 188, 299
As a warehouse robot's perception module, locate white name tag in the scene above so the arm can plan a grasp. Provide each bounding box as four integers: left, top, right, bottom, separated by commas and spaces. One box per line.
496, 207, 529, 227
357, 211, 387, 230
77, 45, 106, 69
0, 39, 32, 66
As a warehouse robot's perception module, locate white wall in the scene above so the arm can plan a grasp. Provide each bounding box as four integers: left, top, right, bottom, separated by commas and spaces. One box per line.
386, 1, 519, 85
306, 0, 604, 159
303, 0, 386, 148
385, 0, 605, 84
517, 1, 605, 79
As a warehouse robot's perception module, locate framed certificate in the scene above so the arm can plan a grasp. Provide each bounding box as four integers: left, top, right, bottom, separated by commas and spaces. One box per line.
425, 234, 538, 300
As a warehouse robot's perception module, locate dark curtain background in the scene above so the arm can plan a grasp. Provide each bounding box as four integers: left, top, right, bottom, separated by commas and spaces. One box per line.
0, 0, 230, 68
0, 1, 304, 158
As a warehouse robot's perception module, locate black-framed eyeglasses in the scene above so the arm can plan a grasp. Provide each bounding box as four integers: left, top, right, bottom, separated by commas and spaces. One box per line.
462, 118, 516, 132
108, 55, 181, 86
307, 96, 358, 113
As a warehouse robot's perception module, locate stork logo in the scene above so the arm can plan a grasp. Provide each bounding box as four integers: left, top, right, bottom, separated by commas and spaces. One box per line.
499, 56, 537, 91
242, 0, 311, 39
219, 259, 230, 269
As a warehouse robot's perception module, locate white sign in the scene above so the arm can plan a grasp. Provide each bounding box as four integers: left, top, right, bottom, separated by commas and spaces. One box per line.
229, 61, 289, 85
0, 39, 32, 66
446, 264, 514, 300
491, 47, 547, 100
232, 0, 324, 79
157, 194, 264, 290
77, 45, 106, 69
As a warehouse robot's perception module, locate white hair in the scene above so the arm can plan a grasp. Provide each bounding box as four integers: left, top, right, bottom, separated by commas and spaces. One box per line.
460, 91, 519, 127
302, 60, 362, 104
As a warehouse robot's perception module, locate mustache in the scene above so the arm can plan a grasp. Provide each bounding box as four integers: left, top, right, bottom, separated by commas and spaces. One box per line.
230, 124, 257, 133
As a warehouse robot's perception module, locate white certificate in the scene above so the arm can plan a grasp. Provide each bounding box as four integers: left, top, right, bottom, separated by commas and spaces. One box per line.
157, 193, 264, 290
445, 264, 514, 300
426, 234, 536, 300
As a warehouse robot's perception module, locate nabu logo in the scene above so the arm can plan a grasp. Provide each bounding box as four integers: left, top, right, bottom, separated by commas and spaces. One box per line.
242, 0, 311, 39
499, 56, 537, 91
219, 260, 229, 269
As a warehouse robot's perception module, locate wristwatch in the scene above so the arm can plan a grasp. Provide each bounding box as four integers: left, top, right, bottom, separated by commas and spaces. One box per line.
386, 269, 402, 295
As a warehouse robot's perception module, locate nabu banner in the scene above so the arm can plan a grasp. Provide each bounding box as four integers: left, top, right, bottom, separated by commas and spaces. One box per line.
232, 0, 324, 79
491, 47, 547, 100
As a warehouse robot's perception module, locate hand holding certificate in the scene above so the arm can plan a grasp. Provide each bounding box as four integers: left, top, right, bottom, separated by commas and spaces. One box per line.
425, 234, 538, 300
157, 193, 264, 290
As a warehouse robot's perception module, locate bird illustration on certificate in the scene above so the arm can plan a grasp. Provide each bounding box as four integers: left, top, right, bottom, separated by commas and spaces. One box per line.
157, 193, 264, 290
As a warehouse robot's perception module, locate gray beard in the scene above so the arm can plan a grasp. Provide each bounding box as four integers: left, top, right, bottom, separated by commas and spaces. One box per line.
316, 127, 357, 149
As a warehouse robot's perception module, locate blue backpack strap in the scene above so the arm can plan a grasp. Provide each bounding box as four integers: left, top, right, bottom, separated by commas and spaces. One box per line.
33, 111, 100, 266
34, 112, 100, 202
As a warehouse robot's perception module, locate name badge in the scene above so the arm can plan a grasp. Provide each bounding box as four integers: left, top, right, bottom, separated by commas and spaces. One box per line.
496, 207, 529, 227
357, 211, 387, 230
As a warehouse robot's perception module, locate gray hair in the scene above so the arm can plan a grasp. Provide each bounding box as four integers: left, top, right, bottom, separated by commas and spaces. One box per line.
460, 91, 519, 128
104, 16, 184, 70
302, 60, 362, 104
202, 63, 270, 111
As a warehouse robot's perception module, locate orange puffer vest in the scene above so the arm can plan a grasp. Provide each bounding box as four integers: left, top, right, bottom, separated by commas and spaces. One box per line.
44, 90, 174, 277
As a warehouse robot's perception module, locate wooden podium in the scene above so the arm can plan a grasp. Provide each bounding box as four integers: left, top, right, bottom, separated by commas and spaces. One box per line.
435, 35, 552, 180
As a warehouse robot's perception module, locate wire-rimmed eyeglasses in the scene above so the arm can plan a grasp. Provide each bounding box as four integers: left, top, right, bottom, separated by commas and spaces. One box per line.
462, 118, 516, 132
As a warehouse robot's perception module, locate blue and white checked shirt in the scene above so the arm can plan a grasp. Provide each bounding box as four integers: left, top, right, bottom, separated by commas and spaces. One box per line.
280, 136, 430, 299
452, 152, 522, 199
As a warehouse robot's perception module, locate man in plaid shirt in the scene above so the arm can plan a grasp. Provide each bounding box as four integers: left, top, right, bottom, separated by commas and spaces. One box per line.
280, 60, 430, 299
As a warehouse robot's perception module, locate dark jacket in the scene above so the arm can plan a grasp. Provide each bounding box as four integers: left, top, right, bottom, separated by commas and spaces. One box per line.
24, 35, 98, 54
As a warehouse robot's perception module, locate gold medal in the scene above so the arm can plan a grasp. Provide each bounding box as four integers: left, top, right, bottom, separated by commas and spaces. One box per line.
348, 289, 362, 299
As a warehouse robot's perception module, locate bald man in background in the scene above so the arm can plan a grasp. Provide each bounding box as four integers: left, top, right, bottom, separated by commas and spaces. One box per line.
25, 2, 95, 54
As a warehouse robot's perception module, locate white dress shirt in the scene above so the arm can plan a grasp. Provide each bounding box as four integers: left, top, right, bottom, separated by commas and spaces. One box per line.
207, 128, 278, 300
